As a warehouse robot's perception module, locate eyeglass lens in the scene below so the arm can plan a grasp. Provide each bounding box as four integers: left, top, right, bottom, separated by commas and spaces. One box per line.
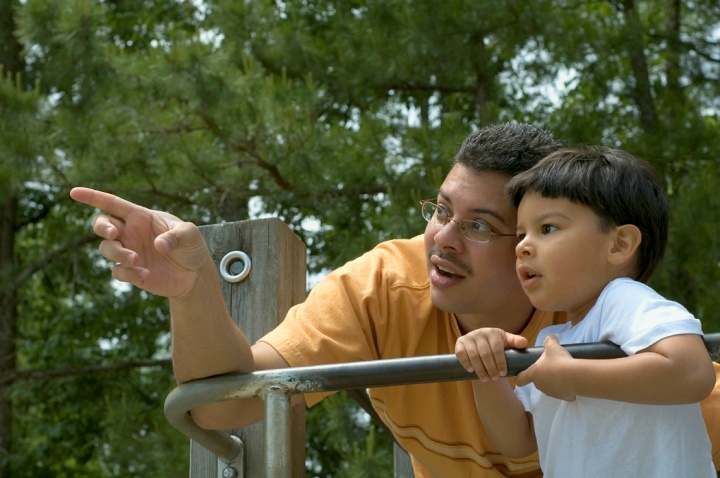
421, 201, 492, 243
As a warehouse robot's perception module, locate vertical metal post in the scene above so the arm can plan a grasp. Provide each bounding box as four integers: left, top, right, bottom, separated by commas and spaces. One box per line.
264, 386, 292, 478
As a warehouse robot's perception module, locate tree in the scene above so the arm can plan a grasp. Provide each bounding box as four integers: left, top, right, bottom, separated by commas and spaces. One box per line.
2, 0, 205, 475
524, 0, 720, 324
2, 0, 719, 476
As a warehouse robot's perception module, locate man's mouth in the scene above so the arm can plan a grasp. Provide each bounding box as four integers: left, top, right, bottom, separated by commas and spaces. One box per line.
437, 264, 462, 278
429, 251, 471, 278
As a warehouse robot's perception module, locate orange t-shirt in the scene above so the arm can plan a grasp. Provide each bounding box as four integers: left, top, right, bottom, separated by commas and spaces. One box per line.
260, 235, 720, 476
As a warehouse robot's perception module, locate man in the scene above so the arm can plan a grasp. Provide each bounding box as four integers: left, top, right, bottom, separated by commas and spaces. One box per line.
70, 123, 720, 477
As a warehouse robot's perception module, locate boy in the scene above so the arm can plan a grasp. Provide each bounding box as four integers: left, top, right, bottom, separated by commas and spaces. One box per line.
455, 146, 716, 476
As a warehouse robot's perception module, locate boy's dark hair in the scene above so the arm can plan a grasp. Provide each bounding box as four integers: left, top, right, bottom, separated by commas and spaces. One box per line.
505, 146, 668, 283
453, 123, 566, 175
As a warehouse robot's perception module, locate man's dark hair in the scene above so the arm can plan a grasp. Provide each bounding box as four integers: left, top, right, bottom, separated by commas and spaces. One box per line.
453, 123, 566, 175
506, 146, 669, 283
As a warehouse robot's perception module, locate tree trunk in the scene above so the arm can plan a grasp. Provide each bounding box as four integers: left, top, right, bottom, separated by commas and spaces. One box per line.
0, 195, 17, 478
467, 28, 496, 127
0, 2, 24, 475
665, 0, 682, 114
620, 0, 659, 136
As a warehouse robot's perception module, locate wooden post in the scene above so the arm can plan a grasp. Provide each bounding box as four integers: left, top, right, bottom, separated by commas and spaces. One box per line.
189, 218, 307, 477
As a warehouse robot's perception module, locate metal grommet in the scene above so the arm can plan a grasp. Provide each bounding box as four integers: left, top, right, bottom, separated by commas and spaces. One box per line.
219, 251, 252, 283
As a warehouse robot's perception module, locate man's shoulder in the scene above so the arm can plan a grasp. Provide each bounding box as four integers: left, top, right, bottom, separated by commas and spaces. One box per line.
343, 235, 427, 284
372, 235, 425, 260
373, 235, 428, 284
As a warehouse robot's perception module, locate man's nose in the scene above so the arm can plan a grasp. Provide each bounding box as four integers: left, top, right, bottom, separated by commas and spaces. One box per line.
434, 218, 465, 249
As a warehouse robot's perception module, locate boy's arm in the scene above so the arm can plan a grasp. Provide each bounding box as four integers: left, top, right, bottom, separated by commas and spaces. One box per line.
700, 363, 720, 469
470, 380, 537, 458
517, 334, 715, 404
456, 328, 536, 457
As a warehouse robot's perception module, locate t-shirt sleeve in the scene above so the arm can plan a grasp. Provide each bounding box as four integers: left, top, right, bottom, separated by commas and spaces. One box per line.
514, 383, 533, 413
594, 279, 703, 355
258, 248, 392, 405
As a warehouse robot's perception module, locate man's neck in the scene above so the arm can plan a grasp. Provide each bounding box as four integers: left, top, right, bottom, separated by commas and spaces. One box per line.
455, 304, 536, 336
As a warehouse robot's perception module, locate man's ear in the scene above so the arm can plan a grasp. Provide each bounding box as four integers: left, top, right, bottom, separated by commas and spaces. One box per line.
608, 224, 642, 266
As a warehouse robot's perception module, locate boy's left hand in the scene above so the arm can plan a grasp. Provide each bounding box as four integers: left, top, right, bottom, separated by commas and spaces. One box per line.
516, 335, 577, 401
455, 328, 528, 382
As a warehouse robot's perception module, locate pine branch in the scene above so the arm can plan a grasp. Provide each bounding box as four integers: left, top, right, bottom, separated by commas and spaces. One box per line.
1, 233, 99, 316
0, 358, 172, 387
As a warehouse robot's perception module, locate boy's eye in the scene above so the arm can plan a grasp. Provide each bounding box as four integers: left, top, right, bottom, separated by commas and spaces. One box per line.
517, 233, 526, 241
541, 224, 558, 234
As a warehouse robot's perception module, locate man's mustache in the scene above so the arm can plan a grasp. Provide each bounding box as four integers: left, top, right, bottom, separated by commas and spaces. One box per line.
427, 248, 473, 277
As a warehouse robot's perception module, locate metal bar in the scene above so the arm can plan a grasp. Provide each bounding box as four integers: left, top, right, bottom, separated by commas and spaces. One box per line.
165, 333, 720, 469
264, 386, 292, 478
165, 389, 246, 465
218, 436, 244, 478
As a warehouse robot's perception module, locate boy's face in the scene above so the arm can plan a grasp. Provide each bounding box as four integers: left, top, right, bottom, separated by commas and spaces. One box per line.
515, 192, 617, 323
424, 163, 532, 333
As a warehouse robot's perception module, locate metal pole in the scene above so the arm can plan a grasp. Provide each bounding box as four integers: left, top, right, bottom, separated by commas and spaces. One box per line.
165, 333, 720, 472
263, 386, 292, 478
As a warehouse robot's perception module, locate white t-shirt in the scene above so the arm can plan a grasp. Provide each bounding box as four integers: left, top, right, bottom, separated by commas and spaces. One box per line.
515, 278, 714, 477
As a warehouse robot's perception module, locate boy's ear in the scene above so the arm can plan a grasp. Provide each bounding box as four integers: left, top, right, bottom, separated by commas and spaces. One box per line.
608, 224, 642, 266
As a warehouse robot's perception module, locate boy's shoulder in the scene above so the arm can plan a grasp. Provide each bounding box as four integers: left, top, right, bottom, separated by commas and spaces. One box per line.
600, 277, 662, 303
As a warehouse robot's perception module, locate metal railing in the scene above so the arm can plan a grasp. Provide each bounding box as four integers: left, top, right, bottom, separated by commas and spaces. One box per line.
165, 333, 720, 477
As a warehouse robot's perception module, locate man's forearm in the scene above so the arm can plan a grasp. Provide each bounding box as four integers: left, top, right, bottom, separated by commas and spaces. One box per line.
170, 256, 255, 384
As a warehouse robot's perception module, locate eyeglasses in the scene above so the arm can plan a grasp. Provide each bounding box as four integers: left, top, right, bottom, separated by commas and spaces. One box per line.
420, 200, 517, 243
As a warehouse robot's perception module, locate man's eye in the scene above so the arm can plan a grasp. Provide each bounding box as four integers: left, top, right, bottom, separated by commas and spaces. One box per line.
436, 206, 450, 219
469, 221, 490, 233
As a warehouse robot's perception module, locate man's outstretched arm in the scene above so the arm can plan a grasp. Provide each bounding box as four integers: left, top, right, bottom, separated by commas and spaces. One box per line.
70, 187, 297, 429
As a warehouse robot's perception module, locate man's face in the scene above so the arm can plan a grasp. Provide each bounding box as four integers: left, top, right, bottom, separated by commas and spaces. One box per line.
424, 163, 532, 331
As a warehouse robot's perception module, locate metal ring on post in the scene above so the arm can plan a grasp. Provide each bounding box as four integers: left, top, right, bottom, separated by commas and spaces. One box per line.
219, 251, 252, 283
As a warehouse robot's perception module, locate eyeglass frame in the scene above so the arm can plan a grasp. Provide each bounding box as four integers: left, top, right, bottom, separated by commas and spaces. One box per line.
419, 199, 517, 244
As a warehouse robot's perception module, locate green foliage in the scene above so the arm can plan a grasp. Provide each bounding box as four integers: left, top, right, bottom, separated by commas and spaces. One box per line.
2, 0, 720, 476
9, 367, 186, 478
653, 158, 720, 331
305, 392, 393, 478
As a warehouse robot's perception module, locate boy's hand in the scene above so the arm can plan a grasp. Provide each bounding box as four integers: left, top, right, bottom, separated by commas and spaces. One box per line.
455, 328, 528, 382
516, 334, 576, 401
